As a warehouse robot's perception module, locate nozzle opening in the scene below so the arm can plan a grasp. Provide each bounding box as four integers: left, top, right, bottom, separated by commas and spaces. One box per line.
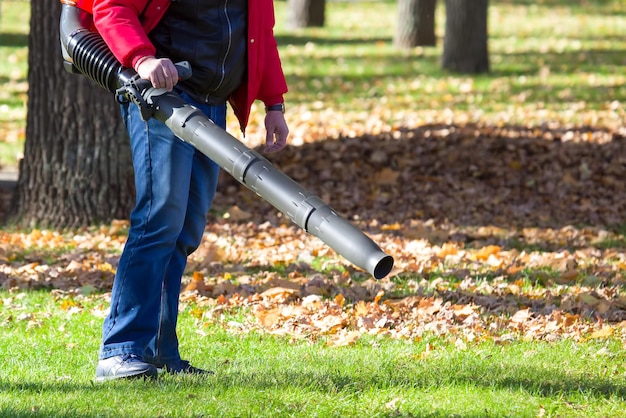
373, 255, 394, 280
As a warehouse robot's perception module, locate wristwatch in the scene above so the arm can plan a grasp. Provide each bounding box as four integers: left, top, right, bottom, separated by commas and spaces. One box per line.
265, 103, 285, 113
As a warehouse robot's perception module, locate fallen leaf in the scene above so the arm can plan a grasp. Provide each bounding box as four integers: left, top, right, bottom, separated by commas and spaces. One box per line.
589, 326, 613, 339
327, 330, 361, 347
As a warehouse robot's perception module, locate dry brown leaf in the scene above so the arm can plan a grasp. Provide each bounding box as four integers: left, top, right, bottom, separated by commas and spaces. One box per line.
334, 293, 345, 307
452, 304, 475, 319
437, 243, 459, 258
312, 314, 346, 334
327, 330, 361, 347
556, 269, 579, 284
301, 294, 323, 309
374, 290, 385, 305
510, 309, 532, 324
184, 271, 207, 292
223, 205, 252, 221
474, 246, 502, 261
260, 287, 299, 301
589, 326, 613, 339
255, 307, 283, 328
373, 168, 399, 186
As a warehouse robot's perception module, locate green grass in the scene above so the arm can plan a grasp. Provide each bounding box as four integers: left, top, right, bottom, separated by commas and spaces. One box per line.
274, 1, 626, 123
1, 290, 625, 417
275, 0, 626, 134
2, 1, 626, 165
0, 0, 29, 168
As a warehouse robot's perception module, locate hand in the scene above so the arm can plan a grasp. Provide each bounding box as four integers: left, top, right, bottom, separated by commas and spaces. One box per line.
135, 57, 179, 91
264, 111, 289, 153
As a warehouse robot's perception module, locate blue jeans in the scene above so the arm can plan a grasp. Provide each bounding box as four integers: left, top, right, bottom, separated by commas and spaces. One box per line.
100, 91, 225, 365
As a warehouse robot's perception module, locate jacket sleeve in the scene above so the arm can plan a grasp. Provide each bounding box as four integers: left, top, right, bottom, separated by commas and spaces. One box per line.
92, 0, 155, 69
256, 4, 288, 105
257, 34, 288, 106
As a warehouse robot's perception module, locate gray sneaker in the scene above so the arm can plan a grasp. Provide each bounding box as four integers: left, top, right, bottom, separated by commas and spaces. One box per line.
95, 354, 158, 382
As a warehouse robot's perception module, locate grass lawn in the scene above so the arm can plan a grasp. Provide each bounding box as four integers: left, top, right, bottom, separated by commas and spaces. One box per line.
1, 290, 625, 417
0, 0, 28, 168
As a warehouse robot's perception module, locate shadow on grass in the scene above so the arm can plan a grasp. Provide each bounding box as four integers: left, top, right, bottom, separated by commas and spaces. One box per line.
217, 365, 626, 400
0, 409, 94, 418
0, 33, 28, 48
277, 34, 392, 47
2, 356, 623, 408
280, 48, 626, 84
497, 0, 626, 15
491, 49, 626, 77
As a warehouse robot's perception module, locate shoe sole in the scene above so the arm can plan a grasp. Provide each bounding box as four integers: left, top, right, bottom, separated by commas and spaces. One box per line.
95, 369, 158, 382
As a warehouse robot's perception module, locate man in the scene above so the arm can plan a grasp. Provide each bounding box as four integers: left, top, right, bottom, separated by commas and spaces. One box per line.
90, 0, 289, 381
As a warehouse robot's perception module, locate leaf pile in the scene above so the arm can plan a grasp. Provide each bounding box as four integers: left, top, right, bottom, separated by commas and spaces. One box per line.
217, 122, 626, 229
3, 122, 626, 346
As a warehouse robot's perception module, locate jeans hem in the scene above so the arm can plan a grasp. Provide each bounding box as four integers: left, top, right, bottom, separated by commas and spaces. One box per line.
99, 345, 145, 361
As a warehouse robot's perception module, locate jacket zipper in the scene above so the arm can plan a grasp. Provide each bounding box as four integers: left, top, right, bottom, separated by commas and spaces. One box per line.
205, 0, 232, 104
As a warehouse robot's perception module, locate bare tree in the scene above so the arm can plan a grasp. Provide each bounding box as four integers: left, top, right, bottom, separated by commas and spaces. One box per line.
287, 0, 326, 29
12, 1, 134, 227
442, 0, 489, 73
394, 0, 437, 49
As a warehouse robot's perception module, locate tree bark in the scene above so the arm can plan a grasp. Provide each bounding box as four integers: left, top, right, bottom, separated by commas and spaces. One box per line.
286, 0, 326, 29
442, 0, 489, 73
394, 0, 437, 49
12, 1, 135, 228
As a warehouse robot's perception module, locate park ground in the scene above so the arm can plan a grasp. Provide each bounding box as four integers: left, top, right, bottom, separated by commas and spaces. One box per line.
1, 0, 626, 416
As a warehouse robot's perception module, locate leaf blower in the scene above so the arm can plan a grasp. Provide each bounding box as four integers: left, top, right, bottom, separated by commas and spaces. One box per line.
58, 0, 394, 279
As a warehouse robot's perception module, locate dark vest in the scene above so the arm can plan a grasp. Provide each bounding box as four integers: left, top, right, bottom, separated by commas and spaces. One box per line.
149, 0, 247, 105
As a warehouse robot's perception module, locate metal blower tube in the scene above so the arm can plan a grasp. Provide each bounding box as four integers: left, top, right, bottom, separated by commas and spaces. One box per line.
59, 3, 394, 279
147, 92, 394, 279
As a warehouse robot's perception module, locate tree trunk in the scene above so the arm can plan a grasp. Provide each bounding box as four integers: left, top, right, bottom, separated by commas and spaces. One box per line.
394, 0, 437, 49
12, 1, 135, 228
287, 0, 326, 29
442, 0, 489, 73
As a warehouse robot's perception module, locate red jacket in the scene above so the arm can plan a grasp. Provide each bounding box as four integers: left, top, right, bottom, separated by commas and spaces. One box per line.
83, 0, 287, 131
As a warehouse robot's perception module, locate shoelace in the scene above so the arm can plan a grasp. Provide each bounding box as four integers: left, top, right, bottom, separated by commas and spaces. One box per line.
120, 354, 143, 363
